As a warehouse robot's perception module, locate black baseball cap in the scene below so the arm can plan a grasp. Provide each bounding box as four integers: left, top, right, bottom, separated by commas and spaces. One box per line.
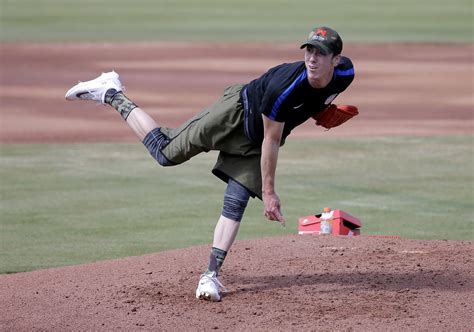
300, 26, 343, 55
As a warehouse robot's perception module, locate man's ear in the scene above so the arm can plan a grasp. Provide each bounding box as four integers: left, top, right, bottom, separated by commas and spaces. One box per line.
332, 54, 342, 66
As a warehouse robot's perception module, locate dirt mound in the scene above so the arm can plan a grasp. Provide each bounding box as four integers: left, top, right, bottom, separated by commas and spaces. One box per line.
1, 235, 472, 330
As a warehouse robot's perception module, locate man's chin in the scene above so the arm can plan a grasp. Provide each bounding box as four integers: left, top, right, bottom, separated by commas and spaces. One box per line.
307, 72, 322, 81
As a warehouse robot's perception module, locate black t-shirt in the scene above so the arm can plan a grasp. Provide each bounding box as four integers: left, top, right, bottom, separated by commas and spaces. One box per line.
241, 56, 354, 145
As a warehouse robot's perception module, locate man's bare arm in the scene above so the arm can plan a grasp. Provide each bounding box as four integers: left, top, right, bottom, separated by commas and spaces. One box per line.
261, 114, 285, 225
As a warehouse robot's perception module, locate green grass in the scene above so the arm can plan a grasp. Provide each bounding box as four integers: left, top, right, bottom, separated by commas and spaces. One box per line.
0, 0, 472, 43
1, 137, 472, 273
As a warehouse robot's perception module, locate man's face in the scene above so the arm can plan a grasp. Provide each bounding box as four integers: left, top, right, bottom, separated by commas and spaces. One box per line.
304, 45, 341, 86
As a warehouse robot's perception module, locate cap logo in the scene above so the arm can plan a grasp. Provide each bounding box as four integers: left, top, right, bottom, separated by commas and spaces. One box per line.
309, 28, 328, 42
315, 28, 327, 38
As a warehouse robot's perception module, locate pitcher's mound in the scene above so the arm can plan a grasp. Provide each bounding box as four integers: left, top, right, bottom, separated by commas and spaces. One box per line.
1, 235, 472, 330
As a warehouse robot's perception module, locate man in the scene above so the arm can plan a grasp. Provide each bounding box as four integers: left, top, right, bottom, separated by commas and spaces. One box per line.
65, 26, 355, 302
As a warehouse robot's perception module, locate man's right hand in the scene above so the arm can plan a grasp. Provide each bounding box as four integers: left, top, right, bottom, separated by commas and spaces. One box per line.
263, 191, 285, 226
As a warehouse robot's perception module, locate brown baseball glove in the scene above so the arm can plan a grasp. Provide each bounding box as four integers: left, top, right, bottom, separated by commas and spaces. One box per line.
312, 104, 359, 130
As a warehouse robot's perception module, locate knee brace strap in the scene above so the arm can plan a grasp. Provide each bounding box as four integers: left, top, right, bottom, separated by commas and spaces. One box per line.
221, 179, 250, 222
142, 128, 174, 166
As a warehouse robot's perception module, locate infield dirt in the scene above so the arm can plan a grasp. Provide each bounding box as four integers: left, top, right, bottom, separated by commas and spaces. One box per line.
0, 43, 473, 330
1, 236, 472, 330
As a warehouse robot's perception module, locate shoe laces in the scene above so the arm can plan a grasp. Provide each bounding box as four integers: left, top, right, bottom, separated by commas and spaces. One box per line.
202, 272, 228, 293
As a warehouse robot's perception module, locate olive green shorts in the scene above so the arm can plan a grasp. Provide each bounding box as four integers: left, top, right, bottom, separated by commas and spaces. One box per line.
159, 84, 263, 198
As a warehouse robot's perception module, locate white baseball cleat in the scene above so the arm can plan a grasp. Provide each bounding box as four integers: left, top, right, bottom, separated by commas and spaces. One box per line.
65, 71, 123, 104
195, 271, 227, 302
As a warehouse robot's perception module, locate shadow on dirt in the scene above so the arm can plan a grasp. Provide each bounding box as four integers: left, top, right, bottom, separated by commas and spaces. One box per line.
227, 269, 471, 294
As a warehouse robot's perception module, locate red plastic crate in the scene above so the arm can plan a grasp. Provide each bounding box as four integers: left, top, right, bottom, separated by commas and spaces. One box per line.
298, 209, 362, 236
